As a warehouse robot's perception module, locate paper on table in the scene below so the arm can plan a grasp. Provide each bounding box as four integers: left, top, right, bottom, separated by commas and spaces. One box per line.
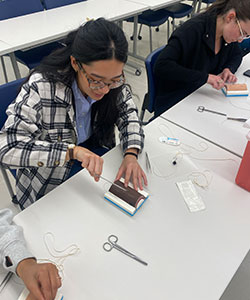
176, 180, 206, 212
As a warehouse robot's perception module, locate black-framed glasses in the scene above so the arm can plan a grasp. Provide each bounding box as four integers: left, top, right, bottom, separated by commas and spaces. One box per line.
77, 61, 125, 90
236, 18, 250, 40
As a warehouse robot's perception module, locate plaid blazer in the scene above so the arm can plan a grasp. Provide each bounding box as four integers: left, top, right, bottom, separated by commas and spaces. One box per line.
0, 73, 144, 209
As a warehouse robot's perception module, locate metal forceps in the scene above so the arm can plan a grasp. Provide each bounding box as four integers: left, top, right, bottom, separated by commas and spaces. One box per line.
0, 272, 13, 293
145, 152, 152, 173
197, 106, 247, 122
103, 235, 148, 266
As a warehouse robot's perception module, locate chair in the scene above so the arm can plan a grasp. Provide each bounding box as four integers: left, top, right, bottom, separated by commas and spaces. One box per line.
202, 0, 216, 4
196, 0, 216, 13
0, 0, 63, 81
0, 78, 25, 204
140, 46, 164, 122
164, 1, 196, 40
0, 0, 44, 19
42, 0, 85, 10
126, 10, 169, 53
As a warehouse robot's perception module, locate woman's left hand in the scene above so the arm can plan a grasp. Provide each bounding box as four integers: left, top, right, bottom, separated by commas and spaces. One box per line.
115, 155, 148, 191
219, 68, 237, 83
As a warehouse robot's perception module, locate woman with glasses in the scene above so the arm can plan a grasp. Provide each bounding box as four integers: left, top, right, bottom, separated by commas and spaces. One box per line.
154, 0, 250, 117
0, 18, 147, 209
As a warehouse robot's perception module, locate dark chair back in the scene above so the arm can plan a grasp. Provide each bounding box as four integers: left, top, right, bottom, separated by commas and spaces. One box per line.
43, 0, 85, 9
0, 78, 24, 129
0, 78, 24, 204
140, 46, 164, 122
0, 0, 65, 73
0, 0, 44, 20
126, 9, 169, 53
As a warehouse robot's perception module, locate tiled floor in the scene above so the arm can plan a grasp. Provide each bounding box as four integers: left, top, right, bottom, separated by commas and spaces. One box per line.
1, 13, 250, 299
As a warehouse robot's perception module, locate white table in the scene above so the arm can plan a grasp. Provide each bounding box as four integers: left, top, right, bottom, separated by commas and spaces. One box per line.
0, 40, 22, 80
0, 0, 148, 78
8, 117, 250, 300
0, 40, 12, 56
161, 54, 250, 157
126, 0, 181, 10
0, 0, 147, 55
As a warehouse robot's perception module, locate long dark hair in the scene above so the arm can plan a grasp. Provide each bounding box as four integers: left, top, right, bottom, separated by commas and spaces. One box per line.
207, 0, 250, 21
30, 18, 128, 148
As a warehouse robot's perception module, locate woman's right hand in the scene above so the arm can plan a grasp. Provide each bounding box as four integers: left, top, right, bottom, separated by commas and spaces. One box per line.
73, 146, 104, 181
207, 74, 225, 90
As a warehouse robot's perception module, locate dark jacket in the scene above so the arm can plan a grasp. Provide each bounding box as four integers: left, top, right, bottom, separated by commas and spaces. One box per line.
239, 39, 250, 56
154, 12, 242, 117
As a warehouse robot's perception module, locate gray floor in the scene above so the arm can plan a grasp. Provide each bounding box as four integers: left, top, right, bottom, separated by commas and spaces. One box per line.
1, 15, 250, 300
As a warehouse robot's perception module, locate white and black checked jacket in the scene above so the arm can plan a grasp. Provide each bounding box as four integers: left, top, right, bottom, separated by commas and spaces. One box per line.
0, 73, 144, 209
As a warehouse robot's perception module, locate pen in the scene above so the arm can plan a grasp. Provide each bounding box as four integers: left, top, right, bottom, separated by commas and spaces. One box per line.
95, 174, 127, 192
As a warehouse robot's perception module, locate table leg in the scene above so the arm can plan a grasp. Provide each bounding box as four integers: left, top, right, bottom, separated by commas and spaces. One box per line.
118, 16, 142, 75
9, 52, 21, 79
1, 56, 8, 82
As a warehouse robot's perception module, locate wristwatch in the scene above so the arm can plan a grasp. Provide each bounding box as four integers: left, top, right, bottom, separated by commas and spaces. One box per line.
68, 144, 75, 161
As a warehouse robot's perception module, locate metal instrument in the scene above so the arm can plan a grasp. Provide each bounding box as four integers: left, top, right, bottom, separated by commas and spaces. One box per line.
197, 106, 247, 122
145, 152, 152, 173
0, 272, 13, 293
95, 174, 127, 192
226, 117, 248, 122
103, 235, 148, 266
197, 106, 227, 116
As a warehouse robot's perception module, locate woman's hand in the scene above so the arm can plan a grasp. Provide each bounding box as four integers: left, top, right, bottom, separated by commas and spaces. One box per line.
207, 74, 225, 90
115, 153, 148, 191
17, 258, 61, 300
219, 68, 237, 83
73, 146, 104, 181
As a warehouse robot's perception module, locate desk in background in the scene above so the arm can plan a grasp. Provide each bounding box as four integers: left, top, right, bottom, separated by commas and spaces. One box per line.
9, 117, 250, 300
0, 0, 147, 54
160, 54, 250, 158
0, 0, 148, 78
126, 0, 181, 11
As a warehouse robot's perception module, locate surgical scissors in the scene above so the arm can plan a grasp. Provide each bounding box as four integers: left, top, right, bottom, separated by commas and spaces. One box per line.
0, 272, 13, 293
103, 235, 148, 266
197, 106, 247, 122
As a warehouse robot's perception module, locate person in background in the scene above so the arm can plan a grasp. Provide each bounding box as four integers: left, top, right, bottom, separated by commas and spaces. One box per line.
0, 208, 61, 300
0, 18, 147, 209
154, 0, 250, 117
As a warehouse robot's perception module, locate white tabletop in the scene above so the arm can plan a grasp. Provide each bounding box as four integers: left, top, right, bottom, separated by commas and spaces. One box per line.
161, 54, 250, 157
126, 0, 180, 10
10, 117, 250, 300
0, 40, 12, 55
0, 0, 147, 55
